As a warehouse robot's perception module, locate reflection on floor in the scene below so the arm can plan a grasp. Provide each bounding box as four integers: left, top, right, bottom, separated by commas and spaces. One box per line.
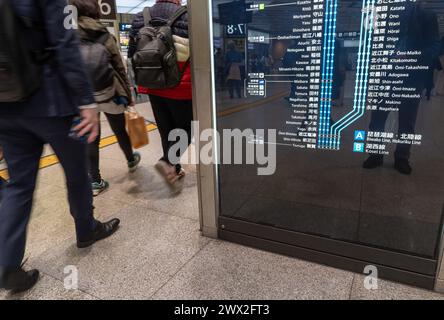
0, 103, 443, 300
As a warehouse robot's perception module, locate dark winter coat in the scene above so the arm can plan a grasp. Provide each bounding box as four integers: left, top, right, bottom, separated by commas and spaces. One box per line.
0, 0, 95, 117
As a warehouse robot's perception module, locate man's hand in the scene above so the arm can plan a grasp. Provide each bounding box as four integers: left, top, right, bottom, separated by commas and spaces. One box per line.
74, 108, 99, 144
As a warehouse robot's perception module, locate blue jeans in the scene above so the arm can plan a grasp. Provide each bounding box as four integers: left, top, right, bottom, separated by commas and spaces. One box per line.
0, 116, 97, 268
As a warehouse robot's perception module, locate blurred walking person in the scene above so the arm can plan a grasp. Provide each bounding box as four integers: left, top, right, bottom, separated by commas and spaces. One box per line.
0, 0, 120, 293
225, 42, 243, 99
71, 0, 141, 196
129, 0, 192, 188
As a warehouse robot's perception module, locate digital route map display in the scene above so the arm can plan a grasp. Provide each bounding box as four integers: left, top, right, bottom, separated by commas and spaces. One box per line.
213, 0, 444, 268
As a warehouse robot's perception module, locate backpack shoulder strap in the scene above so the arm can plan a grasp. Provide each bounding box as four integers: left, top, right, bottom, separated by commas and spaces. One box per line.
167, 6, 187, 27
143, 7, 152, 26
97, 32, 111, 45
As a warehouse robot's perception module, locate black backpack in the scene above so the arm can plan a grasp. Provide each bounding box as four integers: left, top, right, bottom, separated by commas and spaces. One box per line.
132, 6, 188, 89
0, 0, 46, 103
79, 33, 115, 101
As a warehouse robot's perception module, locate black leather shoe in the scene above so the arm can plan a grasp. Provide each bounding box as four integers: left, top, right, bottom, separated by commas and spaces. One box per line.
363, 155, 383, 169
394, 158, 412, 175
77, 218, 120, 249
0, 268, 39, 293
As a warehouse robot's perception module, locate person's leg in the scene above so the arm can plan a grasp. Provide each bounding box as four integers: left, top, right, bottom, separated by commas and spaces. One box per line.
169, 99, 194, 173
88, 114, 102, 183
0, 118, 43, 268
426, 86, 432, 100
104, 113, 134, 162
394, 100, 420, 175
34, 116, 97, 241
363, 109, 390, 169
368, 109, 389, 133
173, 99, 193, 145
425, 71, 434, 100
149, 95, 184, 185
235, 80, 242, 98
395, 101, 420, 161
34, 116, 120, 248
227, 80, 234, 99
87, 115, 108, 196
149, 95, 175, 162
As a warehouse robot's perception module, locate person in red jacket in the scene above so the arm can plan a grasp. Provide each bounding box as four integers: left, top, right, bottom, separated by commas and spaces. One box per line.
129, 0, 192, 188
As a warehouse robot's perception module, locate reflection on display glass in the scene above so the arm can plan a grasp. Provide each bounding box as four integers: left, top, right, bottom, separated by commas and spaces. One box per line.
119, 23, 132, 56
213, 0, 444, 259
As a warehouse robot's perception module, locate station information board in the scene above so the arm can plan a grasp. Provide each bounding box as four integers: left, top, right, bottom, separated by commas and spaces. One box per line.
213, 0, 444, 264
224, 0, 441, 154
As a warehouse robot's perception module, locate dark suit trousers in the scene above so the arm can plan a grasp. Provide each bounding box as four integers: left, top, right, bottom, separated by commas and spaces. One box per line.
0, 116, 96, 268
368, 99, 420, 160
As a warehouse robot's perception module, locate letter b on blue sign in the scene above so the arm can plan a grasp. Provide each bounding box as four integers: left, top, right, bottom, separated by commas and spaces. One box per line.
354, 143, 364, 153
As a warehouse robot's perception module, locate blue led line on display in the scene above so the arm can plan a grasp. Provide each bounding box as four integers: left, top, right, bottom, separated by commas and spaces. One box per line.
322, 0, 336, 147
327, 0, 375, 150
317, 0, 337, 148
323, 0, 338, 148
328, 0, 368, 149
332, 0, 375, 149
334, 0, 375, 149
317, 0, 331, 147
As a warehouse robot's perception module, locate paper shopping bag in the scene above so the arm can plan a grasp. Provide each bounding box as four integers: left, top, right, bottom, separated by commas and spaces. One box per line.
125, 108, 149, 149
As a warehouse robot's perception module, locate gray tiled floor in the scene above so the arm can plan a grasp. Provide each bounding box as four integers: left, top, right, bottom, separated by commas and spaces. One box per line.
0, 274, 97, 301
1, 103, 444, 300
29, 206, 210, 300
152, 240, 354, 300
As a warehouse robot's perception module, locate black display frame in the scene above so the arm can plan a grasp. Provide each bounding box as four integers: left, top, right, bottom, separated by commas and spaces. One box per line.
219, 216, 440, 289
210, 0, 444, 291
